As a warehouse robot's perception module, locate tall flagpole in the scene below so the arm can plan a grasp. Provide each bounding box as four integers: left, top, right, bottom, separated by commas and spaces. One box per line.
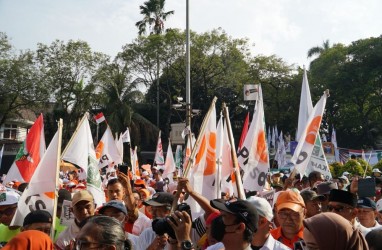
186, 0, 191, 128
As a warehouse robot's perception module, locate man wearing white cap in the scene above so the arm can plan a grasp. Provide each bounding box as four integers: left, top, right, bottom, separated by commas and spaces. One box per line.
372, 168, 382, 177
247, 196, 291, 250
0, 187, 21, 247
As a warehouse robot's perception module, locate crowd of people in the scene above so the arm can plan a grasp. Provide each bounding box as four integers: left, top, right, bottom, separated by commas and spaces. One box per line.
1, 164, 382, 250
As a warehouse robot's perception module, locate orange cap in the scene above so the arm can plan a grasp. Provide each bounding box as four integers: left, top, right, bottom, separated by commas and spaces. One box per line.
276, 190, 305, 212
134, 179, 146, 187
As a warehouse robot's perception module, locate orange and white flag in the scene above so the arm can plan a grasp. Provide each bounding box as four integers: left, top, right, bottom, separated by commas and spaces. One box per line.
95, 126, 122, 169
242, 85, 270, 192
163, 141, 175, 184
291, 91, 328, 176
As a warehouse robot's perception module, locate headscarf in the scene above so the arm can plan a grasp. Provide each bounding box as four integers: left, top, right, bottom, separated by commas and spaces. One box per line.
2, 230, 53, 250
303, 212, 369, 250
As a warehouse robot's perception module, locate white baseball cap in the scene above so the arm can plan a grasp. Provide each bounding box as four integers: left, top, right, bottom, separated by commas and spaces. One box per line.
247, 196, 273, 222
376, 199, 382, 212
373, 168, 382, 173
342, 171, 350, 176
0, 189, 20, 206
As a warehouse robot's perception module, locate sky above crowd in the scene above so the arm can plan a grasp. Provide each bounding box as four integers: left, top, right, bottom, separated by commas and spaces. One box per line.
1, 0, 381, 67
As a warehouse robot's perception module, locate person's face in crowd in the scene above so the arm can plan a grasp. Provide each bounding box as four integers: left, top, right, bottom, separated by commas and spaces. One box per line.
303, 227, 319, 250
133, 192, 141, 207
107, 182, 125, 201
320, 195, 330, 212
327, 201, 355, 221
272, 175, 280, 183
0, 204, 17, 226
277, 207, 305, 235
101, 207, 126, 224
293, 181, 303, 191
23, 222, 52, 235
357, 208, 377, 228
220, 211, 245, 243
139, 191, 148, 201
75, 222, 112, 250
72, 200, 95, 224
305, 200, 322, 218
151, 205, 170, 219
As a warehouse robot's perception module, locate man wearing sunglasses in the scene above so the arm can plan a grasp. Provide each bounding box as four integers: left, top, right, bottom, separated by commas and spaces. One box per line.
0, 188, 21, 247
328, 189, 371, 236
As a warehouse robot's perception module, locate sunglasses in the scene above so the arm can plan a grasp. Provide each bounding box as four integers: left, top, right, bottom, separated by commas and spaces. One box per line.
327, 205, 353, 213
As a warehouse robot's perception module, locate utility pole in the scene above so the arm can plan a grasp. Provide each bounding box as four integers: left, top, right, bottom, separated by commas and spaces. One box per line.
185, 0, 191, 128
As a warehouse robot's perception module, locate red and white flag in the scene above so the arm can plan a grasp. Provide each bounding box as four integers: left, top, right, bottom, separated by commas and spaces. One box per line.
94, 112, 106, 124
95, 126, 123, 169
242, 85, 270, 191
291, 91, 328, 176
238, 113, 250, 149
62, 115, 105, 207
5, 114, 46, 183
11, 126, 61, 226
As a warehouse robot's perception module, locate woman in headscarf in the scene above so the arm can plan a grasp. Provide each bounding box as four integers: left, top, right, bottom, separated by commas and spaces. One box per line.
2, 230, 53, 250
303, 212, 369, 250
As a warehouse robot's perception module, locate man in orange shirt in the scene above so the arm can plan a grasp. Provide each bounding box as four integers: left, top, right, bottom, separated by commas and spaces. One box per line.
270, 190, 306, 249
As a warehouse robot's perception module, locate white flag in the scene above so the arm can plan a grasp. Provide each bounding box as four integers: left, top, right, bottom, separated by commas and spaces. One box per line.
242, 85, 270, 192
175, 145, 182, 169
115, 132, 123, 160
11, 130, 60, 226
296, 67, 313, 142
275, 131, 287, 168
121, 128, 131, 143
62, 116, 105, 208
291, 92, 328, 176
154, 131, 165, 167
0, 145, 4, 171
163, 141, 175, 183
95, 126, 123, 169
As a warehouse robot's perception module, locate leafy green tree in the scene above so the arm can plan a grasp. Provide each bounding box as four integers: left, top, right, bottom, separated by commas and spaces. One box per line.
309, 36, 382, 148
0, 33, 50, 127
136, 0, 174, 35
35, 39, 109, 142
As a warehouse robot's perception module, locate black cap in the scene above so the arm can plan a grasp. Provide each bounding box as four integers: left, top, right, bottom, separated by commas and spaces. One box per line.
210, 199, 258, 233
300, 190, 326, 202
58, 189, 72, 203
99, 200, 127, 215
329, 189, 357, 208
23, 210, 52, 227
357, 197, 376, 210
143, 192, 174, 207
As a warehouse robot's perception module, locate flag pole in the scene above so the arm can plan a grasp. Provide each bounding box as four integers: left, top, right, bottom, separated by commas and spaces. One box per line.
171, 96, 217, 211
222, 103, 246, 200
51, 118, 63, 239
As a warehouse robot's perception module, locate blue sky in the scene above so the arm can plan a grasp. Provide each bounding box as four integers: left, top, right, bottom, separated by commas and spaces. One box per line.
1, 0, 381, 67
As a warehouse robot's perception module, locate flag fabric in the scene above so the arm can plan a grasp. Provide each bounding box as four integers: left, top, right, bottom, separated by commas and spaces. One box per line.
275, 131, 287, 168
291, 92, 328, 177
130, 146, 140, 179
163, 141, 175, 183
0, 145, 4, 171
183, 134, 195, 170
296, 67, 313, 142
175, 145, 182, 169
11, 129, 60, 226
62, 116, 105, 208
219, 115, 235, 196
95, 126, 122, 169
331, 127, 340, 162
188, 103, 217, 217
115, 132, 123, 161
238, 113, 250, 149
5, 114, 46, 183
121, 128, 131, 143
154, 131, 165, 167
306, 135, 332, 180
242, 85, 270, 192
94, 112, 106, 124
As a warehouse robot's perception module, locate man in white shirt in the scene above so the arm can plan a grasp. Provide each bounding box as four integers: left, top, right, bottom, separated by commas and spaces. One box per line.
357, 197, 382, 230
55, 190, 95, 250
247, 196, 291, 250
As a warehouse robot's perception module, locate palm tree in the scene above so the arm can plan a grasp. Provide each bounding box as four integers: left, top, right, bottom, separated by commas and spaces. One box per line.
307, 40, 331, 58
94, 61, 158, 150
136, 0, 174, 35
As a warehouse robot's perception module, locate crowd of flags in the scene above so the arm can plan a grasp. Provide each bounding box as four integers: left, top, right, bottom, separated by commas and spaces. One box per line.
3, 68, 336, 230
